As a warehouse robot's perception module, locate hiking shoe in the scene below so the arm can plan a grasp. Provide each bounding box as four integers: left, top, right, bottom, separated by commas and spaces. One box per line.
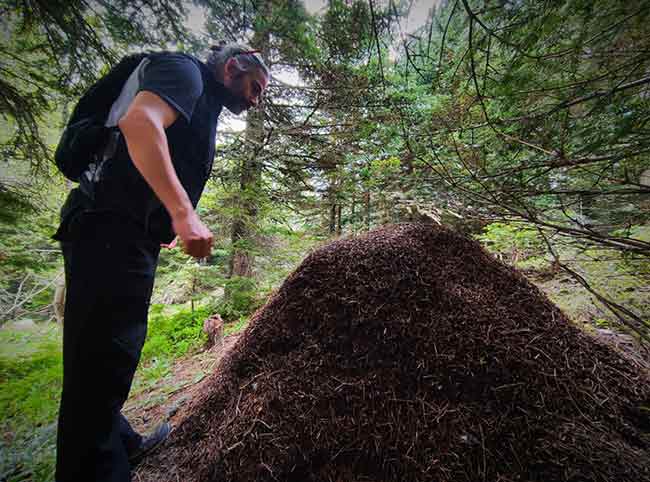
128, 421, 171, 468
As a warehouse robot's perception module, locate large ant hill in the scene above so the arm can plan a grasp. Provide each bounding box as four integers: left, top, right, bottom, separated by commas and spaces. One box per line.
140, 223, 650, 482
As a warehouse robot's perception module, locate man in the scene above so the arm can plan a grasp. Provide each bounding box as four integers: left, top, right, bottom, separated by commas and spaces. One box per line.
53, 44, 269, 482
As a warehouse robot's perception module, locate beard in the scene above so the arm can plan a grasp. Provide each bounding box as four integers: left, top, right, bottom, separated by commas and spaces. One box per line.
223, 72, 252, 115
223, 95, 250, 115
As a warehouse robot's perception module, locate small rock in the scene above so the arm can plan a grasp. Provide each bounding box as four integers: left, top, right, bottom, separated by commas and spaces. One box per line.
165, 395, 189, 419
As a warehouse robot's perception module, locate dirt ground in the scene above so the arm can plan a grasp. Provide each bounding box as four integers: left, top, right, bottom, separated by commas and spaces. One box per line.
123, 334, 241, 438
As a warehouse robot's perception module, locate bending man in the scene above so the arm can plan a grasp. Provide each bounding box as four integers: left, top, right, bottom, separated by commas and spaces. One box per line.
53, 44, 269, 482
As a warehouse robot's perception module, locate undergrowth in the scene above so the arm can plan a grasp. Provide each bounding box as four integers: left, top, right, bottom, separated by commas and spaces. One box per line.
0, 324, 61, 482
132, 304, 211, 393
0, 301, 245, 482
477, 221, 650, 333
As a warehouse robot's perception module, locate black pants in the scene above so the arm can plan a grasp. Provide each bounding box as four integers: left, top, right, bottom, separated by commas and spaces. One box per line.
55, 231, 160, 482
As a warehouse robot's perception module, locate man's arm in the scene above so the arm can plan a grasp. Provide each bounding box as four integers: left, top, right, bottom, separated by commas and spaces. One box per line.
118, 90, 213, 258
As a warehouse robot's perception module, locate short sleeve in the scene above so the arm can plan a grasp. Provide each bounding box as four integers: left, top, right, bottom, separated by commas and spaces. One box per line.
139, 54, 204, 123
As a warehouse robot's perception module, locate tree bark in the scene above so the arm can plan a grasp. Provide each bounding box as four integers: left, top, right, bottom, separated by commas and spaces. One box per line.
228, 27, 269, 279
329, 199, 336, 235
364, 191, 371, 231
336, 205, 342, 236
351, 192, 356, 233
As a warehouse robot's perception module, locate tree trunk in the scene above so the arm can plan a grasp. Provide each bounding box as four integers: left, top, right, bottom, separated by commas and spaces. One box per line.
329, 200, 336, 235
380, 194, 390, 225
336, 205, 342, 236
228, 28, 269, 279
53, 104, 72, 324
364, 191, 371, 231
351, 192, 356, 233
229, 117, 262, 278
53, 275, 66, 324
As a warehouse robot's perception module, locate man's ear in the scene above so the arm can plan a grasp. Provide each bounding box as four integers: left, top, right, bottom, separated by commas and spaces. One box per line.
224, 57, 242, 83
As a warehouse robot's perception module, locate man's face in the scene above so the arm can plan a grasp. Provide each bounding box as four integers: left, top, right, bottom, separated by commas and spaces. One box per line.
223, 61, 269, 115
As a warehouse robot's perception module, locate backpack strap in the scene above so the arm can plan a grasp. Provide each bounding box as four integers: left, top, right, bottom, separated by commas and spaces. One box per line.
79, 57, 150, 199
105, 57, 150, 128
100, 57, 151, 164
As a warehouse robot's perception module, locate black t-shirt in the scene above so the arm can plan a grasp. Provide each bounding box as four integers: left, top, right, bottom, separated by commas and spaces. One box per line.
55, 52, 228, 244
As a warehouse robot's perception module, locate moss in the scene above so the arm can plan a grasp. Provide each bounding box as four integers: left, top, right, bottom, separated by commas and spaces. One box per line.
0, 325, 62, 482
0, 326, 62, 427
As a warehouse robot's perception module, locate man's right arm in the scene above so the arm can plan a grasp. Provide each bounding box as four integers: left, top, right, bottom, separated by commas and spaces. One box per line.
118, 90, 213, 258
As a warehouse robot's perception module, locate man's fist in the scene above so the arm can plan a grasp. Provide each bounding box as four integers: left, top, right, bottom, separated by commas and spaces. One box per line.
171, 210, 213, 258
161, 237, 178, 249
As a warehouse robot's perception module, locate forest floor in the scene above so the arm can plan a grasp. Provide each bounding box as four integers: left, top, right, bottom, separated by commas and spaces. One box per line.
124, 333, 242, 438
533, 273, 650, 371
1, 263, 648, 482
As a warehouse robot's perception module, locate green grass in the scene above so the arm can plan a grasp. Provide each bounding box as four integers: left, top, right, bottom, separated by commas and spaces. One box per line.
140, 304, 210, 362
130, 304, 211, 397
225, 317, 249, 336
0, 303, 215, 482
0, 323, 62, 482
131, 357, 174, 395
0, 325, 62, 428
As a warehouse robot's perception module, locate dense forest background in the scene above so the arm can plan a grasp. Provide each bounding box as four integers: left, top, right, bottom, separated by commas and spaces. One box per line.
1, 1, 649, 480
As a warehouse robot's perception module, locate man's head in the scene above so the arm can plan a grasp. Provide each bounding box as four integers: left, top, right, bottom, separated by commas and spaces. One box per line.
207, 44, 270, 114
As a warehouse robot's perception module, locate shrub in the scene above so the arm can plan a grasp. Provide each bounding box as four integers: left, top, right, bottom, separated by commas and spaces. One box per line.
477, 222, 547, 268
140, 305, 210, 362
217, 276, 262, 322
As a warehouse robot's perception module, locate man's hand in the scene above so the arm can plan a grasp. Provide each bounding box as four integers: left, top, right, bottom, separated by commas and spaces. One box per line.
172, 210, 213, 258
160, 237, 178, 249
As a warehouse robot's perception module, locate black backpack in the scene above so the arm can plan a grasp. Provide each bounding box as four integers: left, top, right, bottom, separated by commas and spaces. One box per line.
55, 53, 148, 181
